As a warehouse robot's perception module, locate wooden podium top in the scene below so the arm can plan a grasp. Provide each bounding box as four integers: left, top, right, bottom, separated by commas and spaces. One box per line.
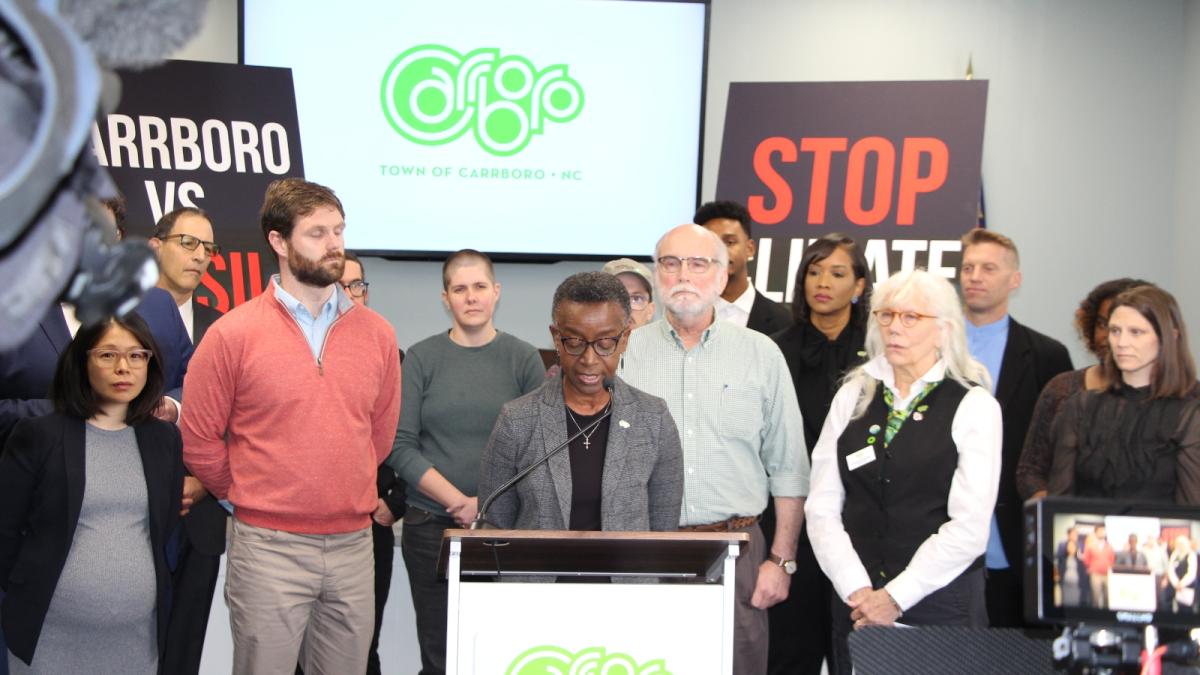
438, 529, 748, 581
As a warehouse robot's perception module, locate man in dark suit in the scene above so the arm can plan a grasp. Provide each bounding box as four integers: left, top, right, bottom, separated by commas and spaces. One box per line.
147, 206, 227, 675
694, 200, 791, 335
960, 228, 1073, 628
0, 306, 70, 448
148, 207, 223, 344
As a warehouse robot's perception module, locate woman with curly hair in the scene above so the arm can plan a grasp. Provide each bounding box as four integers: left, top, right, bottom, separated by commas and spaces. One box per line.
1015, 278, 1150, 499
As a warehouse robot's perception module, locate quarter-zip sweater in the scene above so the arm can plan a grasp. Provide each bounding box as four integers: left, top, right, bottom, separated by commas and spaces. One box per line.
180, 282, 402, 534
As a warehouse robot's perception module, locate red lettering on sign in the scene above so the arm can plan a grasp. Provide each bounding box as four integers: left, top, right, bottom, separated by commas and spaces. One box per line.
200, 256, 231, 313
844, 137, 895, 226
799, 138, 847, 224
745, 135, 950, 227
897, 138, 949, 226
748, 137, 796, 225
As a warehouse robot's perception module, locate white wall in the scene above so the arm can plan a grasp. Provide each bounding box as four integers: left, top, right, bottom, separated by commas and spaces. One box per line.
1175, 1, 1200, 361
181, 0, 1197, 359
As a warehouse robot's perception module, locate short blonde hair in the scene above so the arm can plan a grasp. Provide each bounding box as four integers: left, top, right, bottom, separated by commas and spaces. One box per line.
961, 228, 1019, 267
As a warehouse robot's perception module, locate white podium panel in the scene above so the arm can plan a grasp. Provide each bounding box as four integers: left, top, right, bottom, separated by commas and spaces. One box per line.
455, 582, 724, 673
441, 530, 744, 675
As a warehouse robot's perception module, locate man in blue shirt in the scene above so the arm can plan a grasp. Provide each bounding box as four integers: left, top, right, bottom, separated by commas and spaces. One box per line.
960, 228, 1072, 627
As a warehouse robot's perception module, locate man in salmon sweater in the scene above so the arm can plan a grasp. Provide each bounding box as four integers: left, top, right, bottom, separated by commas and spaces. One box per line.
180, 178, 402, 675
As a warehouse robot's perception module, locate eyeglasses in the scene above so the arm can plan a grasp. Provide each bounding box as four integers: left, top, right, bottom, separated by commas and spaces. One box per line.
873, 310, 937, 327
656, 256, 723, 275
88, 348, 154, 368
158, 233, 221, 257
342, 280, 370, 297
556, 333, 625, 357
627, 292, 650, 310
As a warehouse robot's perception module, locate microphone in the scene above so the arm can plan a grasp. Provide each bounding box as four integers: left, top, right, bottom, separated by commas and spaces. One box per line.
470, 378, 613, 530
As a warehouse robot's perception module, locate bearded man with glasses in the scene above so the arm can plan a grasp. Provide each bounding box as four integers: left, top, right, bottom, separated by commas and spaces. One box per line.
618, 224, 809, 675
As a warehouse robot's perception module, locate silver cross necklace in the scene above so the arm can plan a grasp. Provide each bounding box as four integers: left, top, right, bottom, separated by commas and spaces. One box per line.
567, 401, 611, 450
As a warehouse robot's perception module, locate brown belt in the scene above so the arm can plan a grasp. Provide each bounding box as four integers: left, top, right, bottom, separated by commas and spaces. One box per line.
679, 515, 759, 532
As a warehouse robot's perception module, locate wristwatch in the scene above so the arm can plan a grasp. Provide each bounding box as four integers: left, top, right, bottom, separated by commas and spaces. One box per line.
768, 553, 797, 575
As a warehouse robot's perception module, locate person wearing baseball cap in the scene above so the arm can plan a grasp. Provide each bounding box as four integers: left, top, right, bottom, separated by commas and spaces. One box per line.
602, 258, 655, 328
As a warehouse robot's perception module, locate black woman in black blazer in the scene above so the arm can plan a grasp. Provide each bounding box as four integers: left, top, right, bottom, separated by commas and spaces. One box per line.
0, 413, 184, 666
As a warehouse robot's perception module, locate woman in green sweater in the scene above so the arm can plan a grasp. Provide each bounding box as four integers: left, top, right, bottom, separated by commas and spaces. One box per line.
386, 249, 544, 675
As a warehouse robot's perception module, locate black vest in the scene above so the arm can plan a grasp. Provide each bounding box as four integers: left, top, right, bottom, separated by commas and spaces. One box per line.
837, 379, 971, 587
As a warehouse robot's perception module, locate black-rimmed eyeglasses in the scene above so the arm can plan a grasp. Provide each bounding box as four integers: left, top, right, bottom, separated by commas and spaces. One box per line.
158, 233, 221, 257
342, 280, 370, 297
556, 333, 624, 357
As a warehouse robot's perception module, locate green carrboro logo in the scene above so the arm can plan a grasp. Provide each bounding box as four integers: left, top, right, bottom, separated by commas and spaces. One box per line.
380, 44, 584, 157
506, 645, 672, 675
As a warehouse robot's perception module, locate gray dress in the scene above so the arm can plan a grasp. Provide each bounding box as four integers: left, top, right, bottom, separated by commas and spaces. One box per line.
8, 424, 158, 675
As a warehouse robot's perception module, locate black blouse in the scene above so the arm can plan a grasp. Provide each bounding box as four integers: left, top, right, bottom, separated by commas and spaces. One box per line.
774, 318, 868, 452
1047, 384, 1200, 504
565, 405, 610, 531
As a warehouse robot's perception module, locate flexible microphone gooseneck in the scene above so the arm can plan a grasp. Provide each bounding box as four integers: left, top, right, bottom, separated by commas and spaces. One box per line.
470, 378, 613, 530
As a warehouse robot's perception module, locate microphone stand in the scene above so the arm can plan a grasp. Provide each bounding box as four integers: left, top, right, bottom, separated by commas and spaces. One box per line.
470, 382, 614, 530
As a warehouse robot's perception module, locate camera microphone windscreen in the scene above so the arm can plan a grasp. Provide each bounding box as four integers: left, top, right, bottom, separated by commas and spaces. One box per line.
57, 0, 209, 70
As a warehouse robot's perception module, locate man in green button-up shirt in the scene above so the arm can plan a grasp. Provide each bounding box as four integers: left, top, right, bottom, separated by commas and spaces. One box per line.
619, 224, 810, 675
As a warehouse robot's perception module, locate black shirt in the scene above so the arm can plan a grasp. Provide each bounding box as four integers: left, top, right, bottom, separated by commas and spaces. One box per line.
565, 405, 610, 531
1050, 384, 1200, 504
774, 318, 867, 452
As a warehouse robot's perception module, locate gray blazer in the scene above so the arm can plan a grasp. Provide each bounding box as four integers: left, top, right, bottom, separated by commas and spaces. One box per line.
478, 375, 683, 531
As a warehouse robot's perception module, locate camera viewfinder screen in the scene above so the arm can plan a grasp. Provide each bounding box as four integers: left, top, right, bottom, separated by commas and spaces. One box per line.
1052, 513, 1200, 615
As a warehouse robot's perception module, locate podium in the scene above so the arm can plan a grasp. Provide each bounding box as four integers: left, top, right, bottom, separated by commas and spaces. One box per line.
439, 529, 748, 674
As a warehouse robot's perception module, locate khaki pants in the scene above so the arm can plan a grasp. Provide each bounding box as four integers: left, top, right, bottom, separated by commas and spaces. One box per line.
226, 518, 374, 675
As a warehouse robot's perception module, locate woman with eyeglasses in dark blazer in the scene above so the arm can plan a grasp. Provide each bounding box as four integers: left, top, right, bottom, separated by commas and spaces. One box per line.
0, 314, 183, 674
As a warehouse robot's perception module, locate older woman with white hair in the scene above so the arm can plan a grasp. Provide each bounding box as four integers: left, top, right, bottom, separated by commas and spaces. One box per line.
805, 269, 1002, 675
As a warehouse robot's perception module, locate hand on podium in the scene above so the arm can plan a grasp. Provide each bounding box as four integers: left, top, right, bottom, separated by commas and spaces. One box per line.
449, 496, 479, 528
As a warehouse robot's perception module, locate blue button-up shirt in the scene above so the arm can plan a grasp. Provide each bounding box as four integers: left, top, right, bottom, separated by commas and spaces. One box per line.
272, 275, 342, 360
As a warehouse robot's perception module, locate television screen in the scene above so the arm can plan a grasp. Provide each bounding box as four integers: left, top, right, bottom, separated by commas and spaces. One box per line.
242, 0, 708, 259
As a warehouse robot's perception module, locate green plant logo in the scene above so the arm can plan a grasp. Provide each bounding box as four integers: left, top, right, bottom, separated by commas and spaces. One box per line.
380, 44, 584, 157
506, 645, 672, 675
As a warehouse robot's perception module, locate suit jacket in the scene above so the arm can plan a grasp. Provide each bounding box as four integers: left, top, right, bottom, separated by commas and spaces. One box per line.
0, 306, 69, 448
133, 288, 194, 397
192, 300, 222, 346
477, 376, 683, 532
181, 296, 228, 556
746, 290, 792, 336
0, 413, 184, 664
993, 317, 1073, 564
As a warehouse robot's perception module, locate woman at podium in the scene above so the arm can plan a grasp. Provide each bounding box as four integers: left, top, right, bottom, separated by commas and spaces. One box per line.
805, 269, 1002, 675
477, 272, 683, 533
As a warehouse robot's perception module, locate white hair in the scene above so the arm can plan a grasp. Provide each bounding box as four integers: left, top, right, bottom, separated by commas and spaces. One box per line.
843, 268, 991, 419
653, 224, 729, 268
